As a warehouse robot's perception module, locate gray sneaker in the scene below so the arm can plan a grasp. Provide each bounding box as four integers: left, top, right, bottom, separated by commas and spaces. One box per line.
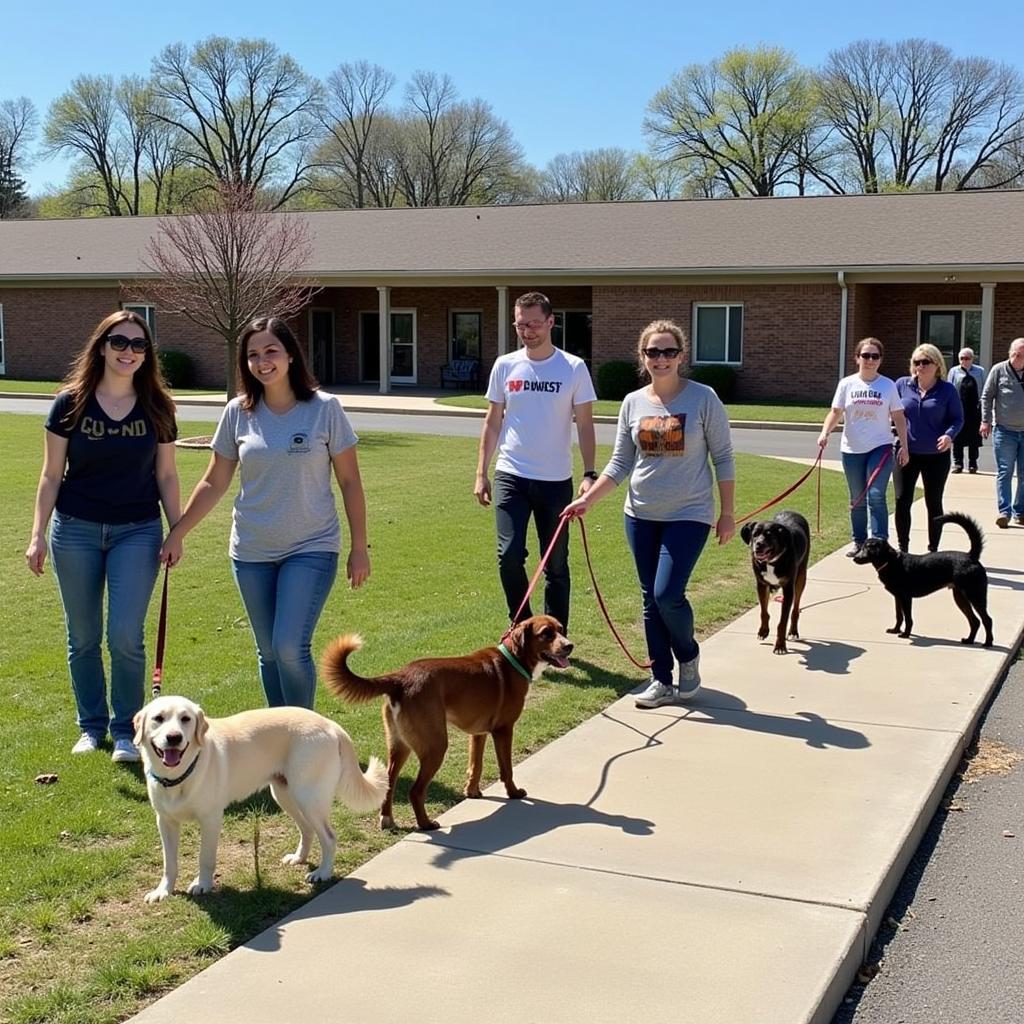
635, 678, 677, 709
677, 654, 702, 699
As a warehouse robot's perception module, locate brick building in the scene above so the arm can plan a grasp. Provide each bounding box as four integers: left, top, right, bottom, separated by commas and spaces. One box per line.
1, 190, 1022, 401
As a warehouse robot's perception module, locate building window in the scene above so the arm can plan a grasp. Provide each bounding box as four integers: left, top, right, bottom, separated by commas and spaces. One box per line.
552, 310, 593, 365
0, 304, 5, 375
122, 303, 157, 336
450, 311, 482, 360
693, 304, 742, 364
919, 307, 981, 365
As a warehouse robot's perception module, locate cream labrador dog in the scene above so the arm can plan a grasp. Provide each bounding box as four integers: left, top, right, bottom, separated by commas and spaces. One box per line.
134, 695, 387, 903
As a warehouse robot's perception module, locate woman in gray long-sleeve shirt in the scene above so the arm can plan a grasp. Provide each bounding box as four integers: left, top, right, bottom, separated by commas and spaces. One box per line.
564, 319, 736, 709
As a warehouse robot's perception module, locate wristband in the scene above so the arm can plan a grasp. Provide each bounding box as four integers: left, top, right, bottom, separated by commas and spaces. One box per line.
583, 471, 599, 481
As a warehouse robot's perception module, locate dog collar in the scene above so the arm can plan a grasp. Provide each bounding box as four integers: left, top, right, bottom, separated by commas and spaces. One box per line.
497, 642, 532, 681
148, 751, 200, 788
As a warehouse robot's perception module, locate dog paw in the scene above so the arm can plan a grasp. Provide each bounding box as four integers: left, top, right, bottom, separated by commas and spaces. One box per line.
305, 867, 332, 884
756, 628, 769, 640
280, 853, 305, 867
886, 627, 901, 634
464, 785, 483, 799
144, 885, 172, 903
787, 628, 800, 639
417, 820, 441, 832
379, 814, 396, 831
898, 631, 912, 639
507, 787, 527, 800
186, 877, 213, 896
772, 645, 787, 655
960, 637, 976, 645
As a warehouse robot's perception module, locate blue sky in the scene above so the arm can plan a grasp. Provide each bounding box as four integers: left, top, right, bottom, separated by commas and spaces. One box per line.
6, 0, 1024, 194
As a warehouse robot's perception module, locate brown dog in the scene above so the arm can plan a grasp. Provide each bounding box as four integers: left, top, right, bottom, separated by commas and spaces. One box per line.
321, 615, 572, 831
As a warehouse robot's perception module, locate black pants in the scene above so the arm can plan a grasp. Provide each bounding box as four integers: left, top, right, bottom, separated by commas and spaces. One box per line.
493, 471, 573, 631
893, 451, 951, 552
952, 433, 980, 470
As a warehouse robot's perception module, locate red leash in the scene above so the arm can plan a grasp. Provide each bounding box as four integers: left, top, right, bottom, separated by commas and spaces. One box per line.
848, 446, 893, 511
502, 513, 572, 639
152, 564, 169, 696
735, 449, 824, 533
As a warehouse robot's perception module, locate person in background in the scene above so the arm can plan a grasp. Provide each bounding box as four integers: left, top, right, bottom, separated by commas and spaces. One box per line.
475, 291, 597, 632
160, 316, 369, 708
948, 347, 985, 474
980, 338, 1024, 529
818, 338, 910, 557
562, 319, 735, 709
26, 311, 181, 762
893, 343, 963, 553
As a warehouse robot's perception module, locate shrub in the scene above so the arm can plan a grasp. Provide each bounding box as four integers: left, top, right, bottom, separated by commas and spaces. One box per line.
689, 364, 737, 402
158, 349, 195, 389
595, 359, 639, 401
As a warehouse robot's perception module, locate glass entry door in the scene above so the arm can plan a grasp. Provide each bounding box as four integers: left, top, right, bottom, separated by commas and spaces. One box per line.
920, 309, 981, 365
359, 310, 417, 384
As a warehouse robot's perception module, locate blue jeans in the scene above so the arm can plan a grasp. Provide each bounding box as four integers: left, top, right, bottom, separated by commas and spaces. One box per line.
49, 512, 163, 741
842, 444, 894, 544
993, 426, 1024, 517
624, 516, 710, 686
232, 552, 339, 709
493, 471, 573, 631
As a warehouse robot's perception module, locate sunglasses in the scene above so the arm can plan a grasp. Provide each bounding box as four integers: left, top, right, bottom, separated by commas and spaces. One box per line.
106, 334, 150, 353
912, 358, 934, 367
858, 352, 881, 360
643, 347, 682, 360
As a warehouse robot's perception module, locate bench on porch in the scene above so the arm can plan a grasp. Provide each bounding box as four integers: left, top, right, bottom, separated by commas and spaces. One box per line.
439, 357, 481, 389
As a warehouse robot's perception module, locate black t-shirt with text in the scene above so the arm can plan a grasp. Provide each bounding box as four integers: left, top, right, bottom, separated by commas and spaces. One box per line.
45, 391, 177, 524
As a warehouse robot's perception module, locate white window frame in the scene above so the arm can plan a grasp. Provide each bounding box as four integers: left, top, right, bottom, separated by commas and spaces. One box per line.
358, 308, 418, 384
692, 303, 743, 365
449, 309, 483, 360
0, 304, 5, 375
122, 303, 157, 336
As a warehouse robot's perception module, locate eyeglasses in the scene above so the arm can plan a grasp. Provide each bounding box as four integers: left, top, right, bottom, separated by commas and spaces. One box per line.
106, 334, 149, 353
858, 352, 881, 360
513, 319, 549, 332
912, 358, 934, 367
960, 355, 973, 360
642, 347, 682, 360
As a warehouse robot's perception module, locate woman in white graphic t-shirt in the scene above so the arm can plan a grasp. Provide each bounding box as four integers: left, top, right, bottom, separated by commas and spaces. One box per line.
818, 337, 909, 557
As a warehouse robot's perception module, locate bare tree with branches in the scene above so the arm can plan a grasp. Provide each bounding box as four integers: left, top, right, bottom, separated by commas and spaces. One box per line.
147, 36, 322, 209
537, 148, 645, 202
0, 96, 37, 218
131, 183, 318, 398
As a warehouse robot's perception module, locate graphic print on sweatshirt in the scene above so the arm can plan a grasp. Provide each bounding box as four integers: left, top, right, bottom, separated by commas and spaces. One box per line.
637, 414, 686, 456
506, 378, 564, 394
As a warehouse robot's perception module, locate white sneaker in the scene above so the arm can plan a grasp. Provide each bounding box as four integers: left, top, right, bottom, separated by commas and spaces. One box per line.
635, 678, 677, 709
677, 654, 702, 699
71, 733, 100, 754
111, 739, 141, 763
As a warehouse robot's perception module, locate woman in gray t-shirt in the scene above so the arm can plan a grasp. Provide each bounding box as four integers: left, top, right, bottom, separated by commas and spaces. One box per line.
162, 317, 369, 709
564, 319, 736, 709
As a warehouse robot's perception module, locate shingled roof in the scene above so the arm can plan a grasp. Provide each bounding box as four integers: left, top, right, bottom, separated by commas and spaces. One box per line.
1, 190, 1022, 281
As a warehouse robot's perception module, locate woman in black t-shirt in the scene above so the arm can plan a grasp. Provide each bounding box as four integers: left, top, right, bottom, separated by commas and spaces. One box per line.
25, 311, 181, 763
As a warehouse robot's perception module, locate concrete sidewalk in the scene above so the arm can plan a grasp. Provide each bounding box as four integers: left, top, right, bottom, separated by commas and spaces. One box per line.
128, 474, 1021, 1024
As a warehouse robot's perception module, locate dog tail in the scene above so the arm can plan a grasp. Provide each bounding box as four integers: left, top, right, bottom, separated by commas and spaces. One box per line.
935, 512, 985, 561
335, 736, 389, 813
321, 634, 400, 704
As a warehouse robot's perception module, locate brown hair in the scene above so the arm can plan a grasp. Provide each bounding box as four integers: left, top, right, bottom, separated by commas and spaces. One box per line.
636, 319, 686, 376
855, 337, 884, 358
60, 310, 176, 441
514, 291, 552, 317
237, 316, 318, 412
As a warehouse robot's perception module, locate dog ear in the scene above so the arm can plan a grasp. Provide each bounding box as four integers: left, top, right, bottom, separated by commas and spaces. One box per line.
132, 708, 147, 748
740, 523, 754, 545
194, 706, 210, 747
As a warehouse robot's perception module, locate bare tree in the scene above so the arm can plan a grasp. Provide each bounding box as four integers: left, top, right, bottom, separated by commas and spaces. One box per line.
0, 96, 37, 218
537, 148, 645, 202
131, 183, 318, 397
633, 154, 686, 199
314, 61, 396, 208
148, 36, 321, 208
645, 46, 817, 196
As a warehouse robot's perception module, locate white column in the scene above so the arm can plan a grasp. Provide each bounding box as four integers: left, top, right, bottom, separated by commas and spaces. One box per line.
980, 283, 996, 372
496, 286, 509, 356
377, 286, 390, 395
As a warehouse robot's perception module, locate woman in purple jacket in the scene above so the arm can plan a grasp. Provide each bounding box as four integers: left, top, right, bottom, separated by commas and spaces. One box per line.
893, 343, 964, 553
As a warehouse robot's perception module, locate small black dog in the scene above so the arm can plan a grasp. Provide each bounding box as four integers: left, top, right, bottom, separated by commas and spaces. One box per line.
740, 510, 811, 655
852, 512, 993, 646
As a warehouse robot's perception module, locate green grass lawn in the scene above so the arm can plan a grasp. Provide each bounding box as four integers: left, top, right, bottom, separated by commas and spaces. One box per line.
0, 380, 220, 398
436, 392, 828, 423
0, 412, 851, 1023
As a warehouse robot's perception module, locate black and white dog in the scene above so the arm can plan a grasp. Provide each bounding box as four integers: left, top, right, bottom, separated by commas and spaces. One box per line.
740, 510, 811, 655
852, 512, 993, 646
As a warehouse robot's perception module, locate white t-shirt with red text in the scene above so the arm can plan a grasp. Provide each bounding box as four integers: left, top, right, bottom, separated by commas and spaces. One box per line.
831, 373, 902, 454
486, 347, 597, 481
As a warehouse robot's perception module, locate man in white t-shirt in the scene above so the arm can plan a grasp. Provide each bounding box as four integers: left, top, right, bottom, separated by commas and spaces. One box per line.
475, 292, 597, 631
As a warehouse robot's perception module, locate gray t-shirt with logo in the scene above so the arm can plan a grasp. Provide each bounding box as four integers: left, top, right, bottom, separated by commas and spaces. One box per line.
212, 391, 358, 561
